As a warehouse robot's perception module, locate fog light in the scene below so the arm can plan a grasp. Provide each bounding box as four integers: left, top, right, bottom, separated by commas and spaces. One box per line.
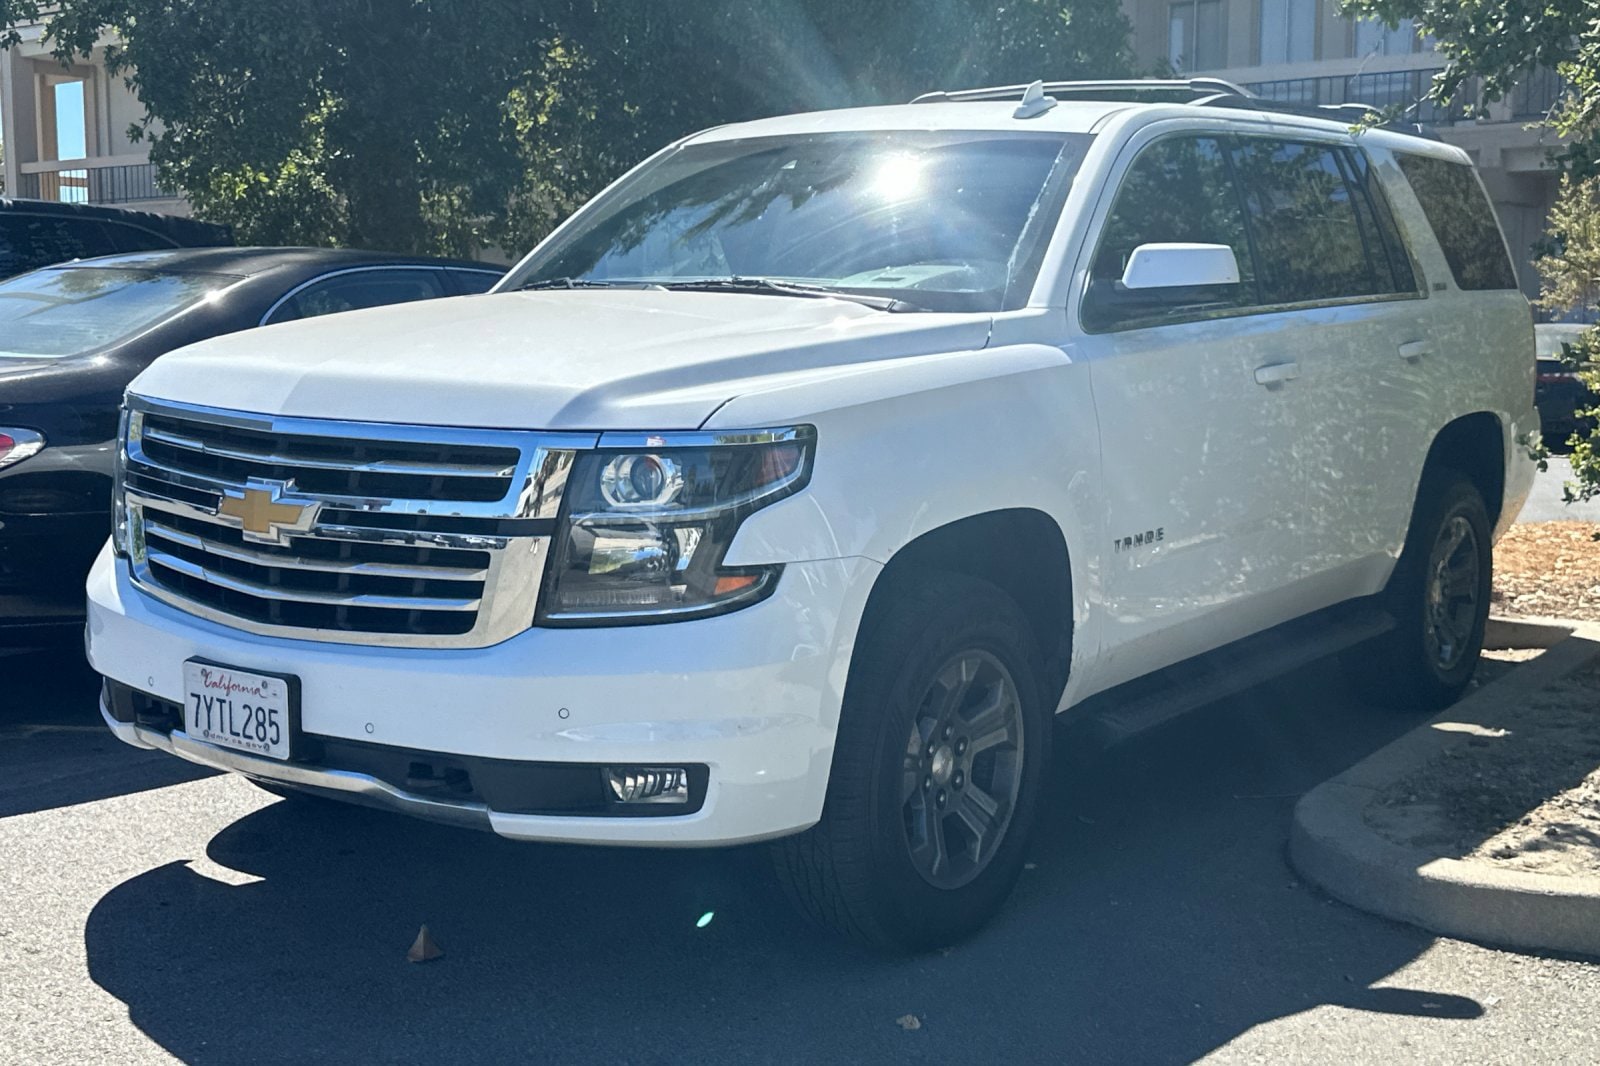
605, 766, 690, 805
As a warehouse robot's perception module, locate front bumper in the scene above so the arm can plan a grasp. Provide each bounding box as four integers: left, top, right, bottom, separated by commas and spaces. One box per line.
0, 510, 109, 634
0, 436, 116, 632
87, 545, 879, 846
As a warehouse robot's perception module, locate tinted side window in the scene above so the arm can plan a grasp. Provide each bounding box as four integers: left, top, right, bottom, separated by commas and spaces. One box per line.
267, 269, 448, 324
1083, 135, 1254, 331
1229, 139, 1386, 304
1395, 153, 1518, 290
0, 215, 117, 277
449, 269, 501, 294
1344, 148, 1417, 294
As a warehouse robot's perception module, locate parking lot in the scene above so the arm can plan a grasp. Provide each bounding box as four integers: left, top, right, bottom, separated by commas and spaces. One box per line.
5, 641, 1599, 1066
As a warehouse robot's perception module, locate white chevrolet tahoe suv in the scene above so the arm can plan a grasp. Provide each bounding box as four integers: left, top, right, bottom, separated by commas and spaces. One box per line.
90, 80, 1537, 950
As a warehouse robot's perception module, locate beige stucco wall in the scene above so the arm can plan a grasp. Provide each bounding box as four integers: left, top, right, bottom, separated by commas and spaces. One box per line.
1, 24, 185, 214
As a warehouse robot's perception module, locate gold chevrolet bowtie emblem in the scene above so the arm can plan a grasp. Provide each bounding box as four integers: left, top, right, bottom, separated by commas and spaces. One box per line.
217, 482, 320, 546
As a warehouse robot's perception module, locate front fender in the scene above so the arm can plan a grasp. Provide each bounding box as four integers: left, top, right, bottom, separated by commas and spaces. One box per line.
712, 338, 1104, 696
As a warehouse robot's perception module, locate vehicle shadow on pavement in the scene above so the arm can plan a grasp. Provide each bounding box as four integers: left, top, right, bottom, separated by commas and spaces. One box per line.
0, 647, 215, 819
81, 658, 1489, 1064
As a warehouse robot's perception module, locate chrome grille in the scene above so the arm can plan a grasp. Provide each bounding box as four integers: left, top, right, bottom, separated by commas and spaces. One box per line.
119, 396, 596, 648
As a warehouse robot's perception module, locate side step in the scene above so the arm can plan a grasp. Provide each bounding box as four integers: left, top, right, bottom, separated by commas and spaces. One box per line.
1070, 600, 1396, 747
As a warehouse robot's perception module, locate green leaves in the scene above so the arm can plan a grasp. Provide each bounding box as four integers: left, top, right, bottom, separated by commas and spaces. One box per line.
4, 0, 1132, 256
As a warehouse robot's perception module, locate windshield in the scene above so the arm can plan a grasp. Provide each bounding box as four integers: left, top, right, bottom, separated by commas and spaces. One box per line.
504, 131, 1092, 312
0, 267, 237, 358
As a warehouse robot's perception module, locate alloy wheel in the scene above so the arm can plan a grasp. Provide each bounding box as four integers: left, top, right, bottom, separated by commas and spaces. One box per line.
899, 649, 1025, 890
1423, 513, 1482, 671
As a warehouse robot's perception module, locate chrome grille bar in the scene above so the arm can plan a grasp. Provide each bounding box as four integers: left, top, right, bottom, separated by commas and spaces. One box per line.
145, 548, 482, 612
142, 517, 491, 581
140, 425, 519, 479
120, 395, 596, 648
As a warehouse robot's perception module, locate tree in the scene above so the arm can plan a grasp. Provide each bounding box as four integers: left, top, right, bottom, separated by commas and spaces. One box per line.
1340, 0, 1600, 504
0, 0, 1132, 256
1533, 174, 1600, 503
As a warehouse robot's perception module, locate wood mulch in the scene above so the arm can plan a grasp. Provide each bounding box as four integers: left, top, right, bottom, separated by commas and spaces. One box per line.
1492, 521, 1600, 622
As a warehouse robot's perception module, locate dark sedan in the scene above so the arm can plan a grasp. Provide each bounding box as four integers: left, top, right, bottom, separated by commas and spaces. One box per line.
0, 247, 504, 640
1535, 322, 1597, 445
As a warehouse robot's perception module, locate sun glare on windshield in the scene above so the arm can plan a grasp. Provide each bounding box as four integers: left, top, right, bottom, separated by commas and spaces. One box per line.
868, 153, 926, 202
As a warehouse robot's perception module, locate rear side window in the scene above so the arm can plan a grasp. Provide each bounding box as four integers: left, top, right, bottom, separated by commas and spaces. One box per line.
448, 269, 502, 295
0, 215, 121, 278
266, 268, 448, 324
1395, 153, 1518, 290
1083, 135, 1256, 330
1229, 139, 1394, 304
1342, 148, 1417, 295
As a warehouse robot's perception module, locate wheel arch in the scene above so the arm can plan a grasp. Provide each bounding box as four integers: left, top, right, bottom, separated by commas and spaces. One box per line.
857, 509, 1075, 707
1420, 412, 1506, 528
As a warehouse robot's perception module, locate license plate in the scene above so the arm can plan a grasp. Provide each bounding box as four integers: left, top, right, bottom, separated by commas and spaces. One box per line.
182, 660, 296, 761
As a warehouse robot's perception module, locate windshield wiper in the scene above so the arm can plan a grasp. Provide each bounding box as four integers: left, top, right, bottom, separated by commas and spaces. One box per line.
652, 276, 923, 312
519, 277, 642, 291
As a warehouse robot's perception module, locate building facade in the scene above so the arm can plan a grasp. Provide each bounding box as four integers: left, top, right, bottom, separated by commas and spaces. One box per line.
1, 23, 186, 215
1124, 0, 1566, 298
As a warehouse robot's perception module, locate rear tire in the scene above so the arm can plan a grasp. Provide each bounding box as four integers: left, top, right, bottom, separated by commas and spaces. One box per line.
770, 574, 1051, 952
1344, 470, 1492, 710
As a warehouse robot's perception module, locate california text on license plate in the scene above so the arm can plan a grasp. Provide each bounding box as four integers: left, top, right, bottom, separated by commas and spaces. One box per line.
182, 660, 294, 761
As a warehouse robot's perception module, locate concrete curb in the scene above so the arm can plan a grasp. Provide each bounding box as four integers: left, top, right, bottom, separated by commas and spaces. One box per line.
1290, 615, 1600, 958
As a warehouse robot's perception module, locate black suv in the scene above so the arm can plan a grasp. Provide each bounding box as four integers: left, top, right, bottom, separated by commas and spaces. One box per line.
0, 199, 232, 279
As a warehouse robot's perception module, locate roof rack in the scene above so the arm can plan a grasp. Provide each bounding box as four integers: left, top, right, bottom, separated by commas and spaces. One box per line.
910, 78, 1250, 106
909, 78, 1441, 139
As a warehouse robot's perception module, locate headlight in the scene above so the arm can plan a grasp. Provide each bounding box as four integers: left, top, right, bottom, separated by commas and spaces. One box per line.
539, 426, 816, 624
0, 427, 45, 471
111, 408, 144, 560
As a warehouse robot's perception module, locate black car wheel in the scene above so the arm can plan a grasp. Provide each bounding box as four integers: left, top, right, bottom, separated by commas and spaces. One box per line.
1343, 470, 1492, 710
771, 573, 1051, 952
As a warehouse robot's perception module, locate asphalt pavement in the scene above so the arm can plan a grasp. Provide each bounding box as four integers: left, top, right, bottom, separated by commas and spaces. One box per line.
1517, 455, 1600, 523
4, 644, 1599, 1065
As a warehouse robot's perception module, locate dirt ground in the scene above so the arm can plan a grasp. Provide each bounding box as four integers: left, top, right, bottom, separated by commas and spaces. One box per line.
1364, 660, 1600, 877
1358, 527, 1600, 879
1492, 521, 1600, 622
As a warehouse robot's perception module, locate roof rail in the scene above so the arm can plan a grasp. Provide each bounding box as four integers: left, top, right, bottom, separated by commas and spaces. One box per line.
908, 78, 1442, 139
910, 78, 1251, 106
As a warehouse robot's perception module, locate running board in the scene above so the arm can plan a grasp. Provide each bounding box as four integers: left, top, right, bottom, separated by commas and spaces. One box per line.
1070, 601, 1396, 747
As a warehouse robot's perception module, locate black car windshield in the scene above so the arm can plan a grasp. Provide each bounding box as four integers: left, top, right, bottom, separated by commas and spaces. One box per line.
0, 267, 238, 358
504, 131, 1092, 312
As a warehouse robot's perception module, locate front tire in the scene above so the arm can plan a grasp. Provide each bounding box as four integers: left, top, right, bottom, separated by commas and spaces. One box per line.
771, 574, 1051, 952
1345, 470, 1492, 710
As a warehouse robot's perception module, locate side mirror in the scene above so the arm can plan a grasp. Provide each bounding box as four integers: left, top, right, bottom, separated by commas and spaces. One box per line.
1120, 243, 1241, 290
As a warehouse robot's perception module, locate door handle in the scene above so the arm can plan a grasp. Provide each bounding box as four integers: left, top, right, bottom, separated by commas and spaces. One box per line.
1398, 340, 1433, 361
1254, 361, 1300, 386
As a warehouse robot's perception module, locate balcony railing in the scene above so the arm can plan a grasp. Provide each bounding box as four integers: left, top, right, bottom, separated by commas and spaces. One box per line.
1246, 67, 1569, 127
16, 160, 169, 205
1512, 66, 1569, 120
1245, 68, 1471, 125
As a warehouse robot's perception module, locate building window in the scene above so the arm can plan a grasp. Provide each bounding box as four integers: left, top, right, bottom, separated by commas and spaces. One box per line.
1169, 0, 1225, 72
1259, 0, 1316, 65
1355, 17, 1418, 56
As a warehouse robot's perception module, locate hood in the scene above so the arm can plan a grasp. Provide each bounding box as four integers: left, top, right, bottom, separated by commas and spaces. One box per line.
128, 289, 994, 430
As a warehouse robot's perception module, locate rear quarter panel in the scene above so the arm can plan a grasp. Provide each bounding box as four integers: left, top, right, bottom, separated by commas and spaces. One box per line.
1365, 142, 1535, 547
